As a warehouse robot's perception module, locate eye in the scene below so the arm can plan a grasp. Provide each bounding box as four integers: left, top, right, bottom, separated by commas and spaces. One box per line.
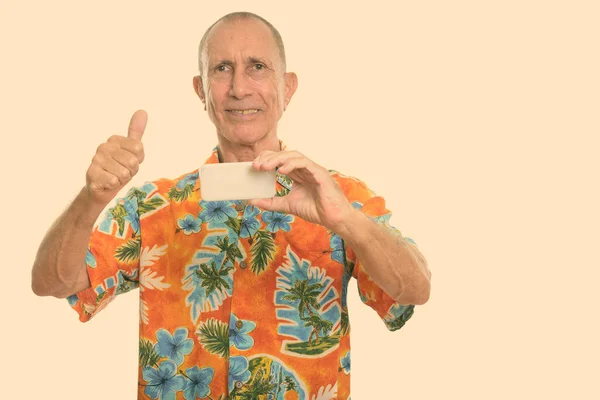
253, 63, 265, 70
216, 64, 229, 72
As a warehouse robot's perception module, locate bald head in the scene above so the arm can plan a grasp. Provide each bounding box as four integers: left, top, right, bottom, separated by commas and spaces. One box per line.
198, 12, 286, 78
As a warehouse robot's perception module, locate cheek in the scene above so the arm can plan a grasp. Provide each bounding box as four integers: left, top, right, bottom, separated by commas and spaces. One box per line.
207, 82, 228, 111
265, 82, 284, 111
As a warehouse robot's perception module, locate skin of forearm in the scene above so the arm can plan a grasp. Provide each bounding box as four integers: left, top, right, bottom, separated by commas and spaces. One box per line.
31, 187, 105, 298
335, 209, 431, 305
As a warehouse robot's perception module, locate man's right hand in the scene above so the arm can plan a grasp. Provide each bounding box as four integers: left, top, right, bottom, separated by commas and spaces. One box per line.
85, 110, 147, 205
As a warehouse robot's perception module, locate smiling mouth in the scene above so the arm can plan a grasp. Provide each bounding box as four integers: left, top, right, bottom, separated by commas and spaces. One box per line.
227, 109, 260, 115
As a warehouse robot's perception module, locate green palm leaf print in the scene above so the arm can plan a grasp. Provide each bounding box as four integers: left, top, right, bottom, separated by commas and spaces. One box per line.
387, 305, 415, 331
115, 236, 141, 263
138, 196, 166, 215
109, 204, 127, 236
197, 318, 229, 358
216, 236, 243, 268
250, 229, 276, 274
195, 261, 233, 296
167, 185, 193, 202
282, 280, 323, 318
139, 338, 160, 368
224, 216, 242, 236
340, 307, 349, 335
233, 374, 277, 399
126, 187, 147, 202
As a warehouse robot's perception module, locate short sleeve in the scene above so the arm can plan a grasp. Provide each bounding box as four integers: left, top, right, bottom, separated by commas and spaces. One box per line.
342, 179, 417, 332
67, 186, 142, 322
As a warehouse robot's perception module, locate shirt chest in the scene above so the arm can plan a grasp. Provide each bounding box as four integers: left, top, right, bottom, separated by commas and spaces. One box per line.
138, 199, 349, 327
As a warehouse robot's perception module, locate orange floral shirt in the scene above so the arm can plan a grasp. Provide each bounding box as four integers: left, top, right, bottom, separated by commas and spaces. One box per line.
68, 143, 418, 400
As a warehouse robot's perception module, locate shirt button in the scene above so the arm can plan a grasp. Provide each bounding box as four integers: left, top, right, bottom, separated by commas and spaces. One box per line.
235, 203, 244, 212
235, 380, 243, 389
236, 320, 243, 329
240, 261, 247, 270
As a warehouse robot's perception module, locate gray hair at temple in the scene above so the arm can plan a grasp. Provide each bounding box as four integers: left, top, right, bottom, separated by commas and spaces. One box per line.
197, 12, 287, 77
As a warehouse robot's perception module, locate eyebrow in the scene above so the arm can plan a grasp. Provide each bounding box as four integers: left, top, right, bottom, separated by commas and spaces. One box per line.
247, 57, 269, 66
210, 56, 272, 69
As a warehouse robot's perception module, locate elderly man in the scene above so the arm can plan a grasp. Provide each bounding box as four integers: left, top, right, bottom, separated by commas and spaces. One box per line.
32, 11, 430, 400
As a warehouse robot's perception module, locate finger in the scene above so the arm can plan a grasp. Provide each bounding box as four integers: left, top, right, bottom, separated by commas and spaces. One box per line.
278, 158, 325, 184
106, 136, 145, 163
255, 153, 303, 171
127, 109, 148, 141
87, 164, 121, 191
277, 157, 310, 175
110, 148, 140, 176
95, 153, 133, 185
253, 150, 277, 166
119, 138, 145, 163
249, 196, 289, 213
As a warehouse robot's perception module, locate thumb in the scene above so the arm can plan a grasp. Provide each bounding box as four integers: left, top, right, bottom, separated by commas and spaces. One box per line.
127, 109, 148, 141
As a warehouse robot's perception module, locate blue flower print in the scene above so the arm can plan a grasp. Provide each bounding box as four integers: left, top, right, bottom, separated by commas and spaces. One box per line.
369, 213, 392, 226
239, 205, 261, 238
176, 171, 199, 189
229, 313, 256, 350
155, 327, 194, 366
177, 214, 202, 235
123, 197, 140, 234
262, 211, 293, 232
142, 360, 185, 400
183, 366, 214, 400
85, 248, 96, 268
377, 213, 392, 224
350, 201, 363, 210
228, 356, 251, 392
199, 200, 237, 225
340, 350, 351, 375
329, 234, 345, 264
66, 294, 78, 306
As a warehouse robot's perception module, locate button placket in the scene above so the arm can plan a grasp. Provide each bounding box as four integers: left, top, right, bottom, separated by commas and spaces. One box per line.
236, 200, 250, 242
238, 200, 258, 251
227, 203, 248, 399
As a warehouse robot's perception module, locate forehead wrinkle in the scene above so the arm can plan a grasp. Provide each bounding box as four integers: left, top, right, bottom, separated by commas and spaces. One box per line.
198, 13, 287, 77
204, 22, 282, 72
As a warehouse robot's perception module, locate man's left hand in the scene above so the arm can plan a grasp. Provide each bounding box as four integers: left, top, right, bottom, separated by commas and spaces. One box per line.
249, 150, 355, 232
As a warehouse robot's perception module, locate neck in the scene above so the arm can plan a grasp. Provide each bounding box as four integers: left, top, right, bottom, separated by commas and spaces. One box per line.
216, 133, 281, 163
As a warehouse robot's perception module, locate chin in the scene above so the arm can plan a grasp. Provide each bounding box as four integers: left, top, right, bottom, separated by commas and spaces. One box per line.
226, 126, 271, 145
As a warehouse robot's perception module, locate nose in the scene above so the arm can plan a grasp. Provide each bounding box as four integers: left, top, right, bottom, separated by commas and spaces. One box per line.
229, 68, 252, 99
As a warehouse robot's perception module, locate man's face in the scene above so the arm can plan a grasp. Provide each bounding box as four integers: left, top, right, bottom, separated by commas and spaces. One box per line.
196, 18, 297, 145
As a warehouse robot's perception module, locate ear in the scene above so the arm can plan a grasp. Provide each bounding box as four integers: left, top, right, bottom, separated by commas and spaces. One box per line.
283, 72, 298, 111
193, 76, 207, 110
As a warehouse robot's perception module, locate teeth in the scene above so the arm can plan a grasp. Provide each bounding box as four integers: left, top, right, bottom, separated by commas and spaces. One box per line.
231, 109, 258, 115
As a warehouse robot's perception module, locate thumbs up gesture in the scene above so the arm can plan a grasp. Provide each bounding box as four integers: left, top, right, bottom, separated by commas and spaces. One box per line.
85, 110, 147, 206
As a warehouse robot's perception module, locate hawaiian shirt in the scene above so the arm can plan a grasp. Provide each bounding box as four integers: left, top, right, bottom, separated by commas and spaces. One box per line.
68, 142, 418, 400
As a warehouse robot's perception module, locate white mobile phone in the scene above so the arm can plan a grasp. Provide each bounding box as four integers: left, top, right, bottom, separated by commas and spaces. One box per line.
200, 162, 277, 201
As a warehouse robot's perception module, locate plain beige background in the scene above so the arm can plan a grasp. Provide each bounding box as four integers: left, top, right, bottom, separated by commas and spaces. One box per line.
1, 0, 599, 399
